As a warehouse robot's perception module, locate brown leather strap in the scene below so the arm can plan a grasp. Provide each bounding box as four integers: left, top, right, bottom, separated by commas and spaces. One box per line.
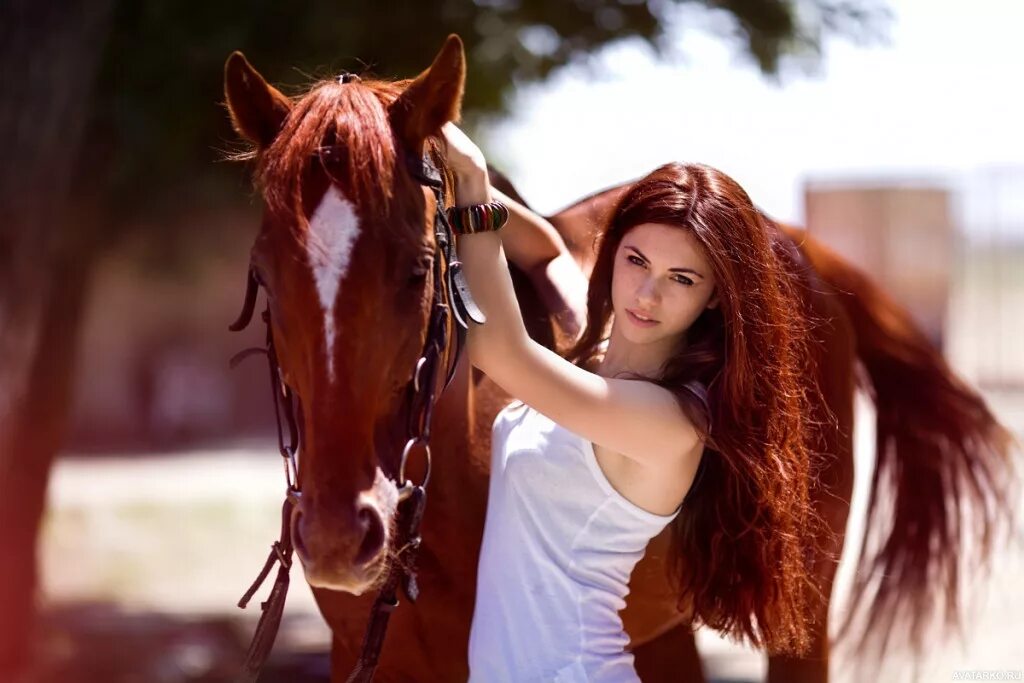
346, 485, 427, 683
235, 499, 295, 683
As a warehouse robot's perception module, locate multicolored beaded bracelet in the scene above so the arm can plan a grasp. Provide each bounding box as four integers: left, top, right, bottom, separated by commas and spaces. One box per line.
445, 202, 510, 235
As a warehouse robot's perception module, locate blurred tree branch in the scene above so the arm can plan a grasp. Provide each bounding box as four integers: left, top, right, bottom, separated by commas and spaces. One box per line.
82, 0, 890, 227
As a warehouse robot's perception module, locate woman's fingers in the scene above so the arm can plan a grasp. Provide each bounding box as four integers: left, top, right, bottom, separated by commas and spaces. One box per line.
528, 253, 589, 344
551, 254, 589, 342
441, 122, 486, 174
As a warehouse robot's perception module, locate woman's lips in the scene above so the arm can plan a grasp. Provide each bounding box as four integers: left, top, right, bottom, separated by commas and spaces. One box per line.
626, 308, 659, 327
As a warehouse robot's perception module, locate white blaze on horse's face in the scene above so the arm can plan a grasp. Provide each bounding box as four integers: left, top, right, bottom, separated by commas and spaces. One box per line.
306, 185, 361, 382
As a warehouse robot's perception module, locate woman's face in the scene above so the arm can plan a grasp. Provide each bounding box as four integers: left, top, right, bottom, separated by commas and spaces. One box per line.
610, 222, 719, 346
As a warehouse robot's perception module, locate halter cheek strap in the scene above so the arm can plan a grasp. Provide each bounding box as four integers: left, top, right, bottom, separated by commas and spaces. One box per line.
405, 150, 486, 331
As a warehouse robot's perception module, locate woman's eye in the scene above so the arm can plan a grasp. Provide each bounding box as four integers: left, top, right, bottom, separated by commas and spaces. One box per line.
626, 253, 692, 285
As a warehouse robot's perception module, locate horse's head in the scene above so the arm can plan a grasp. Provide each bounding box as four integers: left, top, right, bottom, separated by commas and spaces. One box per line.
224, 36, 466, 594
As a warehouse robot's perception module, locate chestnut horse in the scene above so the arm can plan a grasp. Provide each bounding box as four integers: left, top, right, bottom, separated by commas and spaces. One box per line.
224, 35, 1016, 682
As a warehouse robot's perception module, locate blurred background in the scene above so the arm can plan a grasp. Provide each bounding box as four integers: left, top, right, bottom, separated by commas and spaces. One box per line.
1, 0, 1021, 681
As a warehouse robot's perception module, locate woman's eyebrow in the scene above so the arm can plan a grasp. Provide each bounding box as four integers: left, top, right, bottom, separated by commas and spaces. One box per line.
625, 245, 705, 279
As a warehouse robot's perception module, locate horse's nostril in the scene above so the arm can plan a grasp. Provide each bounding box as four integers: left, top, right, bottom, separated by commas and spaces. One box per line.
353, 505, 386, 567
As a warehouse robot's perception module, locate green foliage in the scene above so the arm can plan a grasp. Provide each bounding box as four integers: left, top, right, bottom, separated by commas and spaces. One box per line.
79, 0, 887, 219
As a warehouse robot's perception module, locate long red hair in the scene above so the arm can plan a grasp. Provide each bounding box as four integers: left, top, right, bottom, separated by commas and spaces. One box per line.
564, 162, 835, 655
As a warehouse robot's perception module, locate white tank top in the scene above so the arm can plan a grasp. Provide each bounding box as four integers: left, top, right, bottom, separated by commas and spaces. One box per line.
467, 399, 682, 682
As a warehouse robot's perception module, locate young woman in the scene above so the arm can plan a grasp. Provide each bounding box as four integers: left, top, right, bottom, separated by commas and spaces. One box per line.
442, 123, 825, 682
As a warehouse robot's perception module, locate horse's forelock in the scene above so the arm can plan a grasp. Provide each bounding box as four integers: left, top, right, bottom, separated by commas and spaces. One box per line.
255, 78, 413, 237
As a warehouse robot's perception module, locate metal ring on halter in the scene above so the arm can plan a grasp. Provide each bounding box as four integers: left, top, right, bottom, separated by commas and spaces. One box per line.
399, 437, 432, 490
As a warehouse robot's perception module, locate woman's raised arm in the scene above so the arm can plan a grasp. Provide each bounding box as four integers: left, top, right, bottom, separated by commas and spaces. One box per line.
490, 186, 588, 342
442, 123, 699, 469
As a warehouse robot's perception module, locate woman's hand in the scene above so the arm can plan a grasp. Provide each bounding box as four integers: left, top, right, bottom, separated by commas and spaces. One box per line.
441, 125, 587, 344
440, 122, 492, 206
528, 254, 589, 344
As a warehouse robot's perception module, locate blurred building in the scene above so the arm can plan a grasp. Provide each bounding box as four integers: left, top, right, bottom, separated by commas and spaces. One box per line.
804, 180, 954, 351
803, 169, 1024, 393
951, 167, 1024, 391
67, 206, 276, 453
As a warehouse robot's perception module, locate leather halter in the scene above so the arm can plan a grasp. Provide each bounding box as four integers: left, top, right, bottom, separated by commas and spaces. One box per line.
228, 149, 484, 682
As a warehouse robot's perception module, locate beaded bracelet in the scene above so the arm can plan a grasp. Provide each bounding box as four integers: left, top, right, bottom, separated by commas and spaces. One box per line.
446, 202, 510, 235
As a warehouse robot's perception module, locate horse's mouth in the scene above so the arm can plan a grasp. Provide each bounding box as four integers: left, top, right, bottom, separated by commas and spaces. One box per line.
300, 555, 389, 596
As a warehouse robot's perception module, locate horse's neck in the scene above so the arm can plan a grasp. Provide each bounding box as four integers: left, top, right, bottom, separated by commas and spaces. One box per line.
428, 357, 490, 504
546, 182, 632, 275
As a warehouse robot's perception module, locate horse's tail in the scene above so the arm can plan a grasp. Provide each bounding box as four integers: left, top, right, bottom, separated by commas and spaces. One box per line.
795, 230, 1020, 657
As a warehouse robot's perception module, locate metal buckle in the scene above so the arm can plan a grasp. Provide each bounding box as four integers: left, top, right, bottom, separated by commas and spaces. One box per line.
398, 438, 432, 491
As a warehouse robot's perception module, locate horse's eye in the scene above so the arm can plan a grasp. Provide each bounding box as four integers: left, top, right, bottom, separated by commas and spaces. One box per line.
408, 256, 433, 285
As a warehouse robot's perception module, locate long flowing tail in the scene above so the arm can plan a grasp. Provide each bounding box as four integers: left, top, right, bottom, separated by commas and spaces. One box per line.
794, 230, 1021, 658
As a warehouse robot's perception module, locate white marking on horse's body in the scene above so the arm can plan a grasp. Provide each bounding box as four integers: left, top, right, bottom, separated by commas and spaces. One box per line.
306, 186, 361, 381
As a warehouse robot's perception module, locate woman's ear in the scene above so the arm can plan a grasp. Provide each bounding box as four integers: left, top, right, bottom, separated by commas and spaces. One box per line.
706, 287, 720, 310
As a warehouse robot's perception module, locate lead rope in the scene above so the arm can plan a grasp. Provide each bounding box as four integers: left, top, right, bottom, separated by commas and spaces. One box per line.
345, 483, 427, 683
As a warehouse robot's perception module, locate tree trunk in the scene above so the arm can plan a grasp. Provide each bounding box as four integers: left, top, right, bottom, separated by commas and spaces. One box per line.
0, 0, 112, 676
0, 236, 99, 676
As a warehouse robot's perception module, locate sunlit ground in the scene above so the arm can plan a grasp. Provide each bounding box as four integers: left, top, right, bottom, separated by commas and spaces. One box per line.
40, 390, 1024, 682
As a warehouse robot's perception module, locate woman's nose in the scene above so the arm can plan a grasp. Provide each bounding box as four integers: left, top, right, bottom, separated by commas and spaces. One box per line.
637, 277, 660, 305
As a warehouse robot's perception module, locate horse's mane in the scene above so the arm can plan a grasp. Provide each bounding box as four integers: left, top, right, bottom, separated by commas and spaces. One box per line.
252, 77, 416, 233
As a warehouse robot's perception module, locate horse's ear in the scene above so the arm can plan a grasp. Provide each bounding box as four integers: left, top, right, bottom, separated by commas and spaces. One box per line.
390, 34, 465, 154
224, 51, 292, 148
